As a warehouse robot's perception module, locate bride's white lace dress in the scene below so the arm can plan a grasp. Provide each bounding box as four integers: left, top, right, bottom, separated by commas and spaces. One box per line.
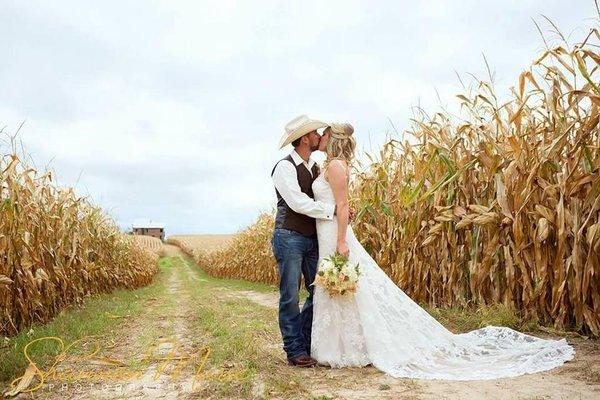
310, 171, 574, 380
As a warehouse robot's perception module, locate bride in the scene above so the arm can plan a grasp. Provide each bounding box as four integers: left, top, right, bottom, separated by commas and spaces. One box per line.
310, 123, 574, 380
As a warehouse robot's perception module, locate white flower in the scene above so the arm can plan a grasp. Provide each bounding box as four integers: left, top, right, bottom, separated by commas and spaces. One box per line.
319, 258, 334, 272
347, 268, 358, 281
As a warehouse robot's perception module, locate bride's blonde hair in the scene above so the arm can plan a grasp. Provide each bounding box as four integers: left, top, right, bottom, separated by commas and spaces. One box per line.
324, 123, 356, 171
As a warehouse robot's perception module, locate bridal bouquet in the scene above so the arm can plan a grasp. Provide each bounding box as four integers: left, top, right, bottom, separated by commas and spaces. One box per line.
313, 253, 361, 297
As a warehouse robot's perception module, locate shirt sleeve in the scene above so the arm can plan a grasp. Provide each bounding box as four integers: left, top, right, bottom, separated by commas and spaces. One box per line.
272, 160, 335, 220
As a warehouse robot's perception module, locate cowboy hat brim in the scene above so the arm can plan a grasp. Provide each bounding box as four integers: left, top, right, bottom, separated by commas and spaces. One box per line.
278, 120, 329, 149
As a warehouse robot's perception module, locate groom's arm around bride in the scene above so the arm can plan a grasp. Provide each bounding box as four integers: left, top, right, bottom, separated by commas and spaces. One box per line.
271, 155, 335, 222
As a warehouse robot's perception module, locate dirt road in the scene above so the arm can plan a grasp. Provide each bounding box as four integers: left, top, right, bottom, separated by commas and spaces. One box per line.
4, 248, 599, 400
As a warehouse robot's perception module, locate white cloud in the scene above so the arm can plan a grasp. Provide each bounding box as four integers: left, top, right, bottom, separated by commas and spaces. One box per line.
0, 0, 596, 234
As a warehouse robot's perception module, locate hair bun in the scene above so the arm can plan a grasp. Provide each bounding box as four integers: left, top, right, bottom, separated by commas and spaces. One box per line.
329, 123, 354, 139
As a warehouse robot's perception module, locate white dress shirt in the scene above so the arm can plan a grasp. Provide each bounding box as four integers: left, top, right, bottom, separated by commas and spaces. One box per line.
272, 150, 335, 220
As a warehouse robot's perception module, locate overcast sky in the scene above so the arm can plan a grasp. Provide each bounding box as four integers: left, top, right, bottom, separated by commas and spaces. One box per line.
1, 1, 597, 234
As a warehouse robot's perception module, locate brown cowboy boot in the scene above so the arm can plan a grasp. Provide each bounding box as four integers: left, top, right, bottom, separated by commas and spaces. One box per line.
287, 354, 317, 367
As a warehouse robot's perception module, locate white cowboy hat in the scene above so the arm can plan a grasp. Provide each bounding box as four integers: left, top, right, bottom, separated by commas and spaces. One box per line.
278, 115, 329, 149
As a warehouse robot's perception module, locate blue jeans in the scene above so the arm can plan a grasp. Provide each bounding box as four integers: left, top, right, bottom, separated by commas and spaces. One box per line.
271, 228, 319, 359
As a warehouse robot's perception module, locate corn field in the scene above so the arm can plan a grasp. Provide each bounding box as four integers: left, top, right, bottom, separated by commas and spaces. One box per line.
196, 30, 600, 336
166, 234, 234, 257
126, 234, 164, 255
178, 216, 279, 284
352, 29, 600, 336
0, 146, 158, 337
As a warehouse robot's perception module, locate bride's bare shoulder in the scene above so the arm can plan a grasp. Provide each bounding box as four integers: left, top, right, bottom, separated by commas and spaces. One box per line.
324, 159, 349, 181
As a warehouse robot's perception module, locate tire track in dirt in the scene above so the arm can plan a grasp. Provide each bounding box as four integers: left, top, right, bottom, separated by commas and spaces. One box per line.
21, 250, 202, 400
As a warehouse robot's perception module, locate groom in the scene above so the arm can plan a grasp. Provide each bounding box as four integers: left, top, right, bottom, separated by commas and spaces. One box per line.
270, 115, 336, 367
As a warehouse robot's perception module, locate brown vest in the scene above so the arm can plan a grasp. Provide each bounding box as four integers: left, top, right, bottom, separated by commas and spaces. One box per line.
271, 155, 320, 236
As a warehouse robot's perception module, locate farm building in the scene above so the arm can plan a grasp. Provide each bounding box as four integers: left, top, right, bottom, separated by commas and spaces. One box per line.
132, 220, 165, 240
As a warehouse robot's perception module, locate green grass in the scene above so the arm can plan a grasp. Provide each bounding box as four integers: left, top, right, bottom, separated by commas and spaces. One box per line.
172, 256, 275, 397
0, 258, 167, 385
